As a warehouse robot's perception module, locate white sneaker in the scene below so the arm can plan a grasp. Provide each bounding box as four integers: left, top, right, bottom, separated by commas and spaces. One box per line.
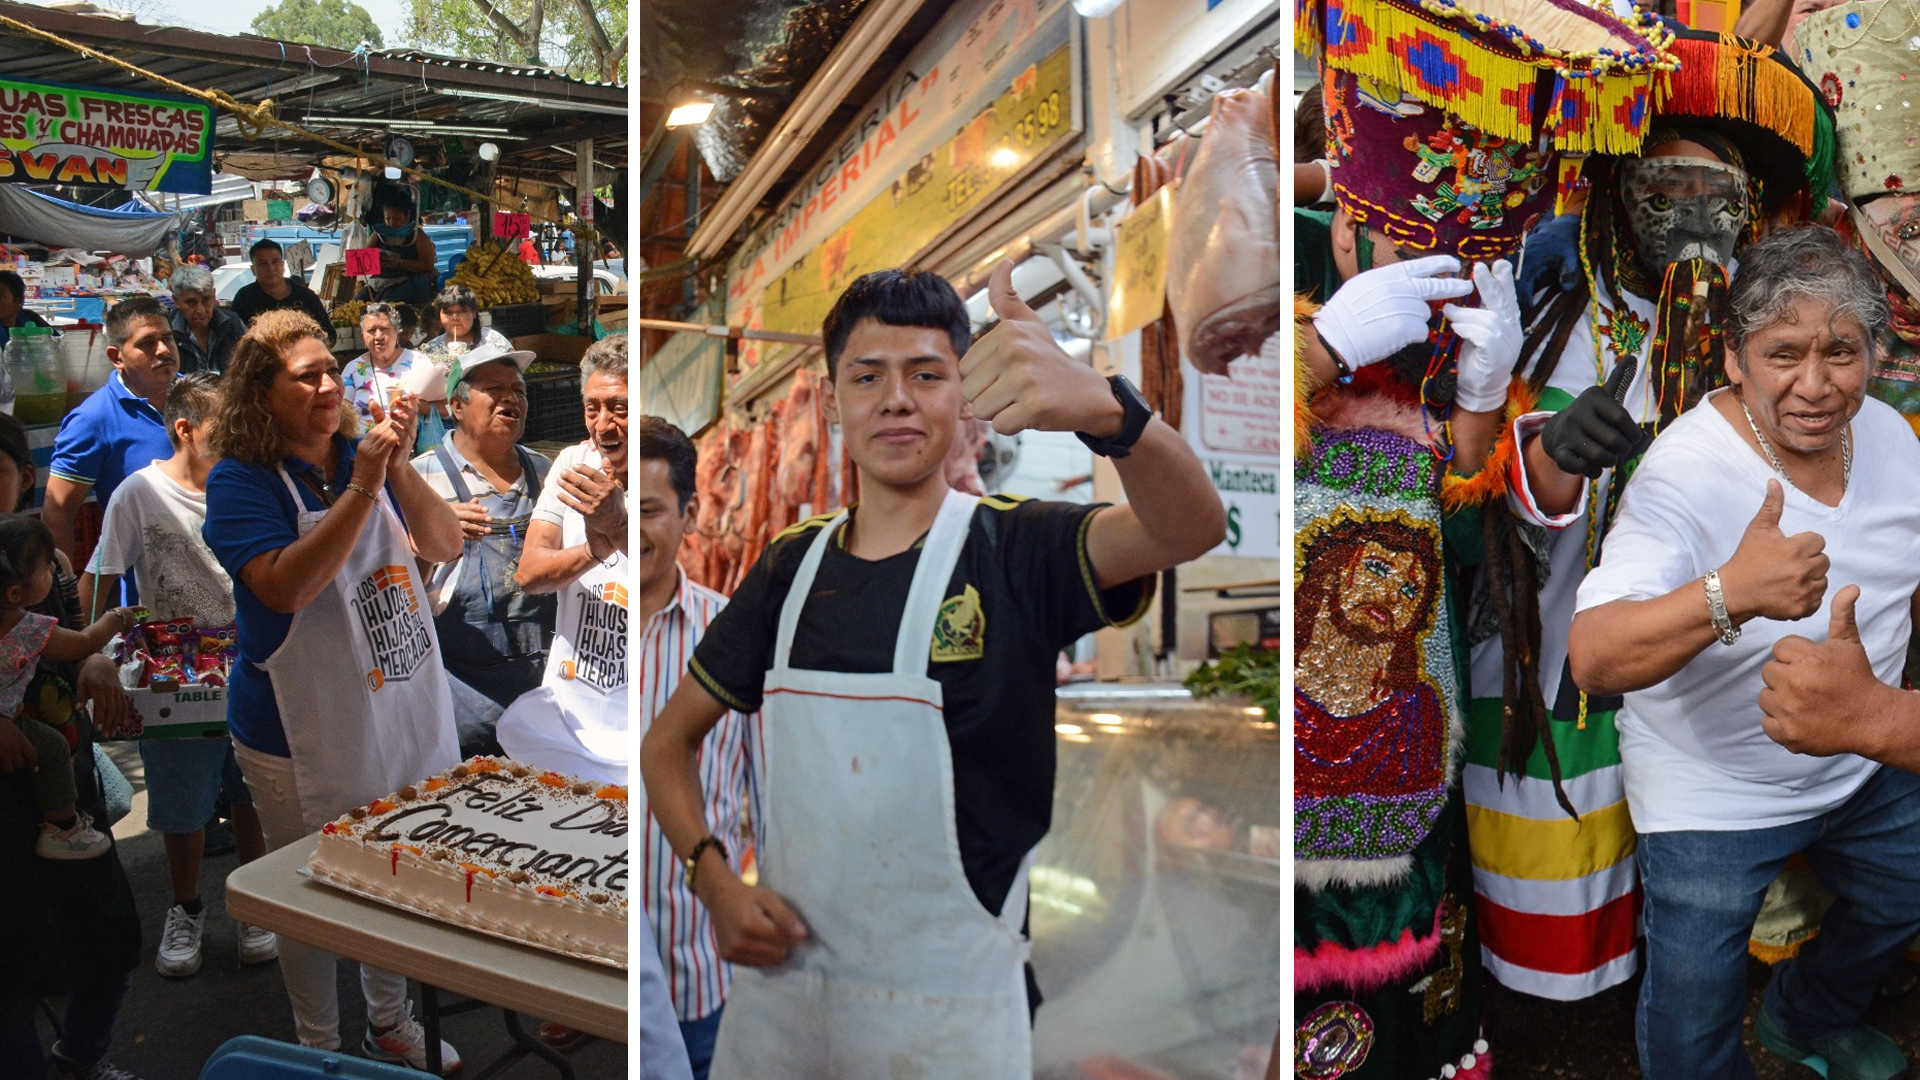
236, 920, 279, 965
37, 811, 110, 860
155, 904, 204, 977
49, 1042, 141, 1080
363, 1003, 462, 1074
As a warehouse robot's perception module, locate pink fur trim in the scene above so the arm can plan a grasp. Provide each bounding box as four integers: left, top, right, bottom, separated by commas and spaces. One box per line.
1315, 392, 1433, 446
1457, 1049, 1494, 1078
1294, 905, 1444, 993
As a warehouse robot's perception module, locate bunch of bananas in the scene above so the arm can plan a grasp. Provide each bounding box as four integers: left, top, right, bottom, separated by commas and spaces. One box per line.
330, 300, 366, 327
450, 240, 540, 307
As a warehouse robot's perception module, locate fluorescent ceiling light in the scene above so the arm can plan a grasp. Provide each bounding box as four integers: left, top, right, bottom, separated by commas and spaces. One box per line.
686, 0, 923, 260
666, 102, 714, 128
1073, 0, 1126, 15
439, 88, 629, 116
300, 117, 523, 138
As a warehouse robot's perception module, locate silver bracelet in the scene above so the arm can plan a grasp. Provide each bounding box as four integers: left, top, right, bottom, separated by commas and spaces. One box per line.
1703, 568, 1739, 646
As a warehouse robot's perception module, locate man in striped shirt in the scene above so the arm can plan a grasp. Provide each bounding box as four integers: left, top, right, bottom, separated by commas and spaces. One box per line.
638, 416, 758, 1080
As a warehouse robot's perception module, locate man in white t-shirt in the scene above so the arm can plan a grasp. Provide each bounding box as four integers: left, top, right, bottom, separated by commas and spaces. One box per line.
499, 332, 628, 783
79, 373, 277, 980
1569, 226, 1920, 1080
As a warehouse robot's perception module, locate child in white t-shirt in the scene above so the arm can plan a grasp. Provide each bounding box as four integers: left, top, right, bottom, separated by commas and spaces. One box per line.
81, 373, 277, 977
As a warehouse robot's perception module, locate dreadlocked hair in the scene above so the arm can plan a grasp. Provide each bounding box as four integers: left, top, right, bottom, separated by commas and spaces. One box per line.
1469, 193, 1616, 816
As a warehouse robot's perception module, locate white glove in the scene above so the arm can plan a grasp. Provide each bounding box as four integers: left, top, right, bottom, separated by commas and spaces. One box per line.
1313, 255, 1474, 373
1443, 259, 1523, 414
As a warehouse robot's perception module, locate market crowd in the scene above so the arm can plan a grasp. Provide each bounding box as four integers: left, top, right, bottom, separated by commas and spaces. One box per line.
1294, 0, 1920, 1077
0, 246, 631, 1078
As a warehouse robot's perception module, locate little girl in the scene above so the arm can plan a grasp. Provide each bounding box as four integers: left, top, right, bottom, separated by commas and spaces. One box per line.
0, 516, 136, 859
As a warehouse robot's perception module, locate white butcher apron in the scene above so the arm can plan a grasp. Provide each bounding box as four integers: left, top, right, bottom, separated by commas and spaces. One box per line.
497, 477, 630, 785
260, 469, 460, 832
709, 488, 1035, 1080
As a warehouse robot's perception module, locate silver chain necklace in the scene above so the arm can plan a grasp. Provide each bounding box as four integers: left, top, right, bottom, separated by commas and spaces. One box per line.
1738, 394, 1852, 494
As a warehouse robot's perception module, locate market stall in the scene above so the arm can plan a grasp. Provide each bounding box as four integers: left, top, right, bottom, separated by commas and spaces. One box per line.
640, 0, 1279, 1074
0, 0, 630, 465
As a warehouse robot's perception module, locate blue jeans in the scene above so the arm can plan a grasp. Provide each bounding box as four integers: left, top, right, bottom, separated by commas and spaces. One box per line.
1637, 764, 1920, 1080
679, 1006, 721, 1080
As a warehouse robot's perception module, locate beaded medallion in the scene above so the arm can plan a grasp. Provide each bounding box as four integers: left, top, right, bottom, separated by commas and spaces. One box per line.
1296, 1000, 1376, 1079
1296, 424, 1460, 874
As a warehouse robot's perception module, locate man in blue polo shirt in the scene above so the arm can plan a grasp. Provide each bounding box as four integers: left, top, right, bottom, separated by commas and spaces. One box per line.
45, 295, 179, 567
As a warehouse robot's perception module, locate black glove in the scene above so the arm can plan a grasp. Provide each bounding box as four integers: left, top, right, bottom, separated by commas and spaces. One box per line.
1516, 212, 1582, 299
1539, 383, 1651, 478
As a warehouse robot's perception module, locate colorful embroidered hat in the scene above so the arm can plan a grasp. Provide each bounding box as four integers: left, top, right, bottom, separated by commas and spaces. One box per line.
1795, 1, 1920, 202
1640, 25, 1836, 214
1297, 0, 1677, 260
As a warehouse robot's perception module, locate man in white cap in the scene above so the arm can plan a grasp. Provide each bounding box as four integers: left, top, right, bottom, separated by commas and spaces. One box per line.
409, 340, 556, 758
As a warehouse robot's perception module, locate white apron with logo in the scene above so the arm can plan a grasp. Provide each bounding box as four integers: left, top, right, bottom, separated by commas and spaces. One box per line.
709, 488, 1035, 1080
261, 469, 460, 833
497, 456, 630, 784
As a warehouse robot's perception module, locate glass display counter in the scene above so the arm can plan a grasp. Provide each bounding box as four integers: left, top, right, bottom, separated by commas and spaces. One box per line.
1032, 683, 1279, 1080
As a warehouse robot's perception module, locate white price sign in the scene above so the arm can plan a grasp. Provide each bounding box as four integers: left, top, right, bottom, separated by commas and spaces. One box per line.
1204, 457, 1279, 561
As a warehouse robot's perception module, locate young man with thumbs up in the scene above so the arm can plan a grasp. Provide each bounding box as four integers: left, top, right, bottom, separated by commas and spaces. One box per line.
1567, 226, 1920, 1080
640, 265, 1224, 1078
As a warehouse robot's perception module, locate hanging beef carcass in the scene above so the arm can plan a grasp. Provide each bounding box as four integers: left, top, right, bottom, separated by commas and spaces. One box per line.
1166, 85, 1280, 375
718, 424, 753, 592
764, 398, 797, 537
774, 374, 821, 522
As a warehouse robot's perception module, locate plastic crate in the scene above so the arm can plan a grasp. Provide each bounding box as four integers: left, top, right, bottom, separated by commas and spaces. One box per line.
485, 302, 546, 338
201, 1035, 421, 1079
525, 369, 585, 443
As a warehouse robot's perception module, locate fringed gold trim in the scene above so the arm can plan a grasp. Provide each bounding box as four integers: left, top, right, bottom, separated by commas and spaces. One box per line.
1440, 377, 1536, 510
1296, 0, 1675, 154
1295, 293, 1322, 454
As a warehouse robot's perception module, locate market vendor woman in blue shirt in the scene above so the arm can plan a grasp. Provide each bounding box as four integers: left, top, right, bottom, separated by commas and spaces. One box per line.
200, 309, 466, 1073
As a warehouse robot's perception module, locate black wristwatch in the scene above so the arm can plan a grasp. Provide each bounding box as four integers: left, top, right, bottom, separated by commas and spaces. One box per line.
1076, 375, 1153, 459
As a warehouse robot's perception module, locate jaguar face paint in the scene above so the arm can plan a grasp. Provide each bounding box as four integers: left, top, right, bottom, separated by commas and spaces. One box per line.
1618, 157, 1751, 274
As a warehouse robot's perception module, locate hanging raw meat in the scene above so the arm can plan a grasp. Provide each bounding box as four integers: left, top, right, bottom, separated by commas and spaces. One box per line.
810, 380, 833, 511
774, 375, 820, 518
765, 399, 796, 537
718, 425, 752, 591
945, 416, 989, 495
694, 424, 728, 538
1166, 85, 1280, 375
1134, 151, 1184, 431
738, 424, 770, 546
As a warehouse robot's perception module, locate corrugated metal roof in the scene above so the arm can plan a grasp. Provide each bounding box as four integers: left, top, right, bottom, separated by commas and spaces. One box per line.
0, 1, 627, 183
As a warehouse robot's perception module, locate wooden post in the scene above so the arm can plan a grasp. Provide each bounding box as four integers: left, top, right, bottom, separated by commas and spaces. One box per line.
576, 139, 594, 333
